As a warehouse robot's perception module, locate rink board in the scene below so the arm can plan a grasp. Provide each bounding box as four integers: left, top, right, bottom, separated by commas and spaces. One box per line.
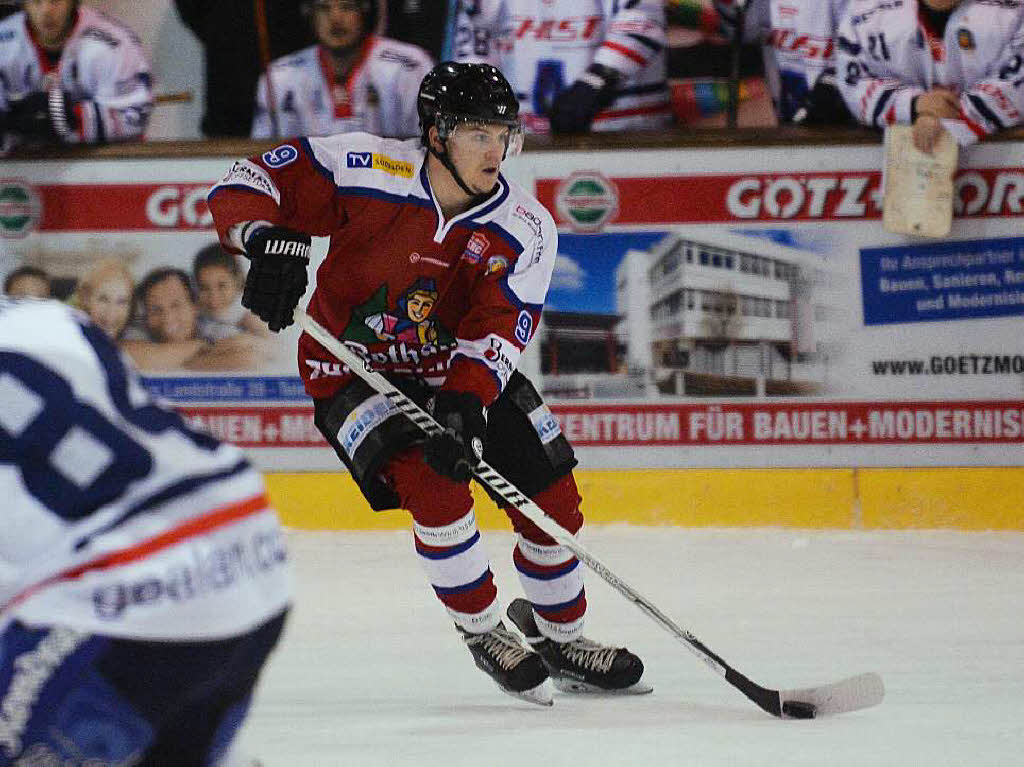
264, 466, 1024, 531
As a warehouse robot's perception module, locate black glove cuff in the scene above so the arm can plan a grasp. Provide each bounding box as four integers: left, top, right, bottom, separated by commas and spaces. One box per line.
245, 226, 312, 263
584, 63, 622, 92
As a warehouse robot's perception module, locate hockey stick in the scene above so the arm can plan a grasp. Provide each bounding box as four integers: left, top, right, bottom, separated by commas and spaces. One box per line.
295, 308, 884, 718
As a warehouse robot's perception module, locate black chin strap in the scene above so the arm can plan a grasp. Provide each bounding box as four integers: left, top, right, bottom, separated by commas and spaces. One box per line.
429, 140, 490, 202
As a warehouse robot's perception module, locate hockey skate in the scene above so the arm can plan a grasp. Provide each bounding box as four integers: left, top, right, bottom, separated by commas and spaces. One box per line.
458, 622, 553, 706
507, 598, 652, 695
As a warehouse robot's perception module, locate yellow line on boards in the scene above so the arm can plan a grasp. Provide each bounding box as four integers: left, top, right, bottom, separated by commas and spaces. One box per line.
264, 468, 1024, 531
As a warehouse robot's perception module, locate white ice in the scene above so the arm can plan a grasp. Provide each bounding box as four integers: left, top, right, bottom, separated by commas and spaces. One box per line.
236, 527, 1024, 766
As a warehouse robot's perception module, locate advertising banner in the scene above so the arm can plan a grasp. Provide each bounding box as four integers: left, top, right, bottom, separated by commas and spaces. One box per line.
3, 139, 1024, 469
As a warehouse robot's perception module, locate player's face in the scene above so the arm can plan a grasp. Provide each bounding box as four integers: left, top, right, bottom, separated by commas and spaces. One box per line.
447, 123, 512, 195
196, 264, 239, 315
24, 0, 76, 51
85, 276, 132, 340
313, 0, 364, 51
144, 276, 198, 343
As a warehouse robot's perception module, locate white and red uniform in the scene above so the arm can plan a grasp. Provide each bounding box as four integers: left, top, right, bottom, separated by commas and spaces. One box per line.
252, 36, 434, 139
0, 6, 152, 144
452, 0, 670, 133
0, 299, 291, 640
837, 0, 1024, 145
207, 134, 589, 639
716, 0, 851, 122
209, 133, 558, 408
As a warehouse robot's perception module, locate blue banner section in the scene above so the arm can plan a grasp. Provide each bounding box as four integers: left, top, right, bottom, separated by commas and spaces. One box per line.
141, 376, 308, 402
861, 237, 1024, 326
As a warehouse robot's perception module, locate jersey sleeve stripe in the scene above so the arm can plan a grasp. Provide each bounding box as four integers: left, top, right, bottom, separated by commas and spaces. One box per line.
958, 105, 990, 139
627, 33, 663, 54
966, 93, 1006, 132
3, 493, 269, 614
871, 88, 896, 126
601, 41, 649, 66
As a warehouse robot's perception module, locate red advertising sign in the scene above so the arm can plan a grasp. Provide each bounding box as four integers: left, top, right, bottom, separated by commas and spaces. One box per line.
179, 401, 1024, 449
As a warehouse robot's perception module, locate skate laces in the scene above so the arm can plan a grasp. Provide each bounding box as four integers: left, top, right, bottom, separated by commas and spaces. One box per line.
466, 625, 534, 671
558, 637, 619, 673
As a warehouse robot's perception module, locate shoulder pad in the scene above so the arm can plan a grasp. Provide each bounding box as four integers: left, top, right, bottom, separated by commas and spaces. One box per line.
307, 133, 424, 187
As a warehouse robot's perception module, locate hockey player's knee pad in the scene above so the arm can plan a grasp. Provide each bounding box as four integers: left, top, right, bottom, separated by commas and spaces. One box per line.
505, 472, 583, 543
386, 448, 474, 526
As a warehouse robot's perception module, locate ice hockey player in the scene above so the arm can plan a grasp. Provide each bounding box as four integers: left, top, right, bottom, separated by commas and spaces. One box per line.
252, 0, 434, 139
0, 0, 152, 152
208, 61, 650, 705
452, 0, 670, 134
0, 298, 291, 765
715, 0, 854, 125
836, 0, 1024, 151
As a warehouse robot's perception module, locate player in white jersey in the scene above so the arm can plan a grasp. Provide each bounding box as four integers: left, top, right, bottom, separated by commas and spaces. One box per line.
0, 298, 291, 765
453, 0, 670, 133
715, 0, 854, 124
837, 0, 1024, 150
0, 0, 152, 153
253, 0, 433, 139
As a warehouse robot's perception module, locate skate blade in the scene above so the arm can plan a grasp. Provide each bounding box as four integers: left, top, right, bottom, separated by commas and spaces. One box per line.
553, 678, 654, 695
499, 678, 554, 707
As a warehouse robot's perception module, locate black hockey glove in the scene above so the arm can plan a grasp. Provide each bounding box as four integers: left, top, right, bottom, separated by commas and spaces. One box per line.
795, 72, 853, 126
548, 64, 620, 134
424, 391, 487, 483
242, 226, 311, 332
6, 90, 78, 141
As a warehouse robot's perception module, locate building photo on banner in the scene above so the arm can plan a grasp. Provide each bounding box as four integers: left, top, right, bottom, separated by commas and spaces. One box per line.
3, 138, 1024, 474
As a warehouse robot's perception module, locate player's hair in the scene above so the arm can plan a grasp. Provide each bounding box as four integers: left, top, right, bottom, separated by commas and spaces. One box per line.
3, 265, 51, 295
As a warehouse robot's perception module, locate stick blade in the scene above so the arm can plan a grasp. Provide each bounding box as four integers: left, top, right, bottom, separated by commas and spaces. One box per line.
780, 672, 885, 717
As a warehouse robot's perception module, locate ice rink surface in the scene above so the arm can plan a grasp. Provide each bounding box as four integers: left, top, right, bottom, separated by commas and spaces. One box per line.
236, 526, 1024, 766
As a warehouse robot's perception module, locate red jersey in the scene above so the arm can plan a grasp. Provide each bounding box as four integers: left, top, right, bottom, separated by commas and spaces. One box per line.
207, 133, 558, 406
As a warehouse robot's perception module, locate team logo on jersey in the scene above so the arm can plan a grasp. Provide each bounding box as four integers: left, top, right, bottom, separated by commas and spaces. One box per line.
462, 232, 490, 264
555, 171, 618, 232
485, 255, 509, 275
343, 279, 456, 349
957, 29, 976, 51
0, 181, 41, 239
